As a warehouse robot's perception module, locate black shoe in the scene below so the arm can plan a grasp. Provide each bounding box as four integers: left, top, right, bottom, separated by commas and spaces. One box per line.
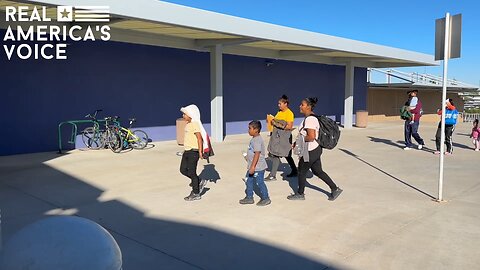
184, 192, 201, 201
287, 193, 305, 200
239, 197, 254, 204
257, 198, 271, 206
264, 175, 277, 181
329, 188, 343, 201
286, 171, 298, 177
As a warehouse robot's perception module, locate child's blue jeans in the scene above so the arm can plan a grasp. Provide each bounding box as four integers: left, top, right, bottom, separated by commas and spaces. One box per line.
245, 170, 269, 199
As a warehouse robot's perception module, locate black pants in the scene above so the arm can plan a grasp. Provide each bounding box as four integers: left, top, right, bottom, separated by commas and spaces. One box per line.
180, 150, 200, 194
286, 134, 298, 174
297, 146, 337, 195
285, 155, 297, 173
435, 123, 455, 153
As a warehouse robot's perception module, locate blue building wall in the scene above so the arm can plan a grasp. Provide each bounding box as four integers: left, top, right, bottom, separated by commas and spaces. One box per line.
0, 31, 366, 155
223, 55, 366, 121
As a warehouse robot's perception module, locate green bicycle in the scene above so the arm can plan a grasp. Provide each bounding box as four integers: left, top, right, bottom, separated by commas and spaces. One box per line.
81, 109, 105, 150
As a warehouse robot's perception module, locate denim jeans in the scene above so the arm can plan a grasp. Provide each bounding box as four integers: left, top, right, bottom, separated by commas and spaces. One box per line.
404, 120, 425, 147
245, 170, 269, 199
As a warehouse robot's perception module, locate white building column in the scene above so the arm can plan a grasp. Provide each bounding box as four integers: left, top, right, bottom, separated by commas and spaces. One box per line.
210, 44, 223, 142
344, 62, 354, 129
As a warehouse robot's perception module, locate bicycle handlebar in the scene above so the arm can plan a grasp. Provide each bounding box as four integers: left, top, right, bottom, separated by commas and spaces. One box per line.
85, 109, 103, 120
102, 115, 138, 128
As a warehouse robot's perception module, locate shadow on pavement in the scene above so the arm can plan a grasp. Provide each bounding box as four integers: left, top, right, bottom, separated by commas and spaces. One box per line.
452, 142, 473, 150
284, 172, 330, 198
0, 152, 341, 270
428, 139, 472, 151
338, 148, 436, 200
198, 164, 221, 184
368, 136, 404, 149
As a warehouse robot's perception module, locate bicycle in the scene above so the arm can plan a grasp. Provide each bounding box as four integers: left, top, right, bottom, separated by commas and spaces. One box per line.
81, 109, 105, 150
103, 116, 123, 153
115, 117, 149, 151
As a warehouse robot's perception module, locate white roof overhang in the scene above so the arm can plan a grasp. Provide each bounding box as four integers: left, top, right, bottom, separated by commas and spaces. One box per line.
1, 0, 438, 68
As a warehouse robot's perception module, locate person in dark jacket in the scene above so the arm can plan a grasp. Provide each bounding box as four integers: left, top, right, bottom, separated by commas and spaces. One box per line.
404, 90, 425, 150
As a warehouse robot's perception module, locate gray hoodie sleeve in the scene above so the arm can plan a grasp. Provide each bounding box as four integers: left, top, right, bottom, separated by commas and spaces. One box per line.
294, 134, 309, 162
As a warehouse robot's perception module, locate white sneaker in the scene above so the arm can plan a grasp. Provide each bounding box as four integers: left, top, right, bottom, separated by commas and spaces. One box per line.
199, 179, 207, 193
417, 144, 423, 150
475, 149, 479, 152
404, 147, 412, 151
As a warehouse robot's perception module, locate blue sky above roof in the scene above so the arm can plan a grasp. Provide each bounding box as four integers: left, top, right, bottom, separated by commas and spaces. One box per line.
162, 0, 480, 86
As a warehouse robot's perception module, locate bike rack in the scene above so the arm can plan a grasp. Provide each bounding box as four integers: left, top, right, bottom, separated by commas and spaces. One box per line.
58, 120, 94, 154
58, 119, 120, 154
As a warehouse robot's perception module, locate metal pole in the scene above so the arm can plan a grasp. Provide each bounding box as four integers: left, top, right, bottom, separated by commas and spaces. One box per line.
344, 62, 354, 129
438, 13, 451, 202
210, 44, 223, 142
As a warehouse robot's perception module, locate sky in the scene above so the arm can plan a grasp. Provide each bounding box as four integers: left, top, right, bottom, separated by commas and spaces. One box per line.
163, 0, 480, 86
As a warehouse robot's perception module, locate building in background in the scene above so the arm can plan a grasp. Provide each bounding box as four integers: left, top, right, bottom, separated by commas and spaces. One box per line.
367, 68, 479, 122
0, 0, 436, 155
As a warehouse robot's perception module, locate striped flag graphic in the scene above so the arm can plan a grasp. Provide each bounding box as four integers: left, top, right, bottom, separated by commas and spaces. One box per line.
74, 6, 110, 22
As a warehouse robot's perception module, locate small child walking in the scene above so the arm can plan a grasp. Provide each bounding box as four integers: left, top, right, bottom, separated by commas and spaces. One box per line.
180, 105, 207, 201
239, 120, 271, 206
407, 94, 418, 124
470, 119, 480, 151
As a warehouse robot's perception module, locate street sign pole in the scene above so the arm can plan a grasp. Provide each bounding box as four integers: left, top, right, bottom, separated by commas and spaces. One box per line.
438, 13, 450, 202
434, 12, 461, 202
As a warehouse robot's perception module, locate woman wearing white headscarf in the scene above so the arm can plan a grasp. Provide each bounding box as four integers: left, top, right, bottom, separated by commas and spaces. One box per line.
180, 104, 207, 201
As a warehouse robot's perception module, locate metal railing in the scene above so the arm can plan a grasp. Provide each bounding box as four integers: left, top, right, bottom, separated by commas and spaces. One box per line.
57, 120, 97, 154
463, 113, 480, 123
58, 119, 115, 154
368, 68, 479, 89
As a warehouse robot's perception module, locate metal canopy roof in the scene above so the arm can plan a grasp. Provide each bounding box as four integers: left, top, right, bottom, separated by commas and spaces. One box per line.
368, 68, 479, 93
2, 0, 438, 68
368, 84, 479, 93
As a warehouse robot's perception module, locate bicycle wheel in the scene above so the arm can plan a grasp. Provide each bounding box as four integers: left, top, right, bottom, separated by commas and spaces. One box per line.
131, 130, 149, 149
106, 130, 123, 153
81, 127, 105, 150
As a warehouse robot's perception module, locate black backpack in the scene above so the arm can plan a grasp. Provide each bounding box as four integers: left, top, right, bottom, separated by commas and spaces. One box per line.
302, 115, 341, 150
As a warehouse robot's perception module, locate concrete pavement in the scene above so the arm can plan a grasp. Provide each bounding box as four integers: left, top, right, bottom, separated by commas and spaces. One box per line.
1, 121, 479, 269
